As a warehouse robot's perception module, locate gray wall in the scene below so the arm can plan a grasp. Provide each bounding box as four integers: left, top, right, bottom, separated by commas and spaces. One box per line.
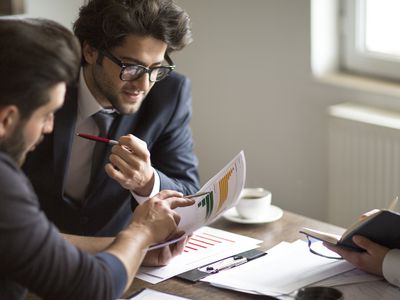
21, 0, 397, 221
24, 0, 81, 29
174, 0, 343, 220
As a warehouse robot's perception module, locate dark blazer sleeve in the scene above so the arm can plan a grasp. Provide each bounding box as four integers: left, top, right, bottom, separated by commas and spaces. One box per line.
149, 74, 200, 194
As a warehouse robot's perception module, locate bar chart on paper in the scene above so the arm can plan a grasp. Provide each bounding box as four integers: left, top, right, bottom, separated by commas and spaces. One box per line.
137, 226, 262, 284
196, 168, 235, 219
183, 227, 235, 253
176, 151, 246, 233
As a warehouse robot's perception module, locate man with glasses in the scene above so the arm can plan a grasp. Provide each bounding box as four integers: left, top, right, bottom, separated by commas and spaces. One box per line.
23, 0, 199, 263
0, 17, 194, 300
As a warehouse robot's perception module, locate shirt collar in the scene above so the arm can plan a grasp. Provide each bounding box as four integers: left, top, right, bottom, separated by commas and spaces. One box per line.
77, 68, 103, 122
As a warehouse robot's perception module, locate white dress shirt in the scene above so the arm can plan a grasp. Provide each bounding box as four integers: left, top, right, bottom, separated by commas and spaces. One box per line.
64, 69, 159, 204
382, 248, 400, 287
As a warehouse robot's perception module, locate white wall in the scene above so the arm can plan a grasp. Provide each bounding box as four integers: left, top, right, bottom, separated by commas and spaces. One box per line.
17, 0, 400, 222
24, 0, 82, 29
174, 0, 344, 220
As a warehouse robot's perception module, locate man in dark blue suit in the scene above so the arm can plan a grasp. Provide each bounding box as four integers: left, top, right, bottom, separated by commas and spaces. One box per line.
23, 0, 200, 243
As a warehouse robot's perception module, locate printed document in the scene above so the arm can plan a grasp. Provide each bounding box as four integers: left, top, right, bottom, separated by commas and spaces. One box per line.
202, 240, 355, 296
146, 151, 246, 251
137, 226, 261, 284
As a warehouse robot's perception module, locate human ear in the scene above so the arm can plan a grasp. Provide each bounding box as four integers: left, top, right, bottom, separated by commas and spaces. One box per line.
82, 42, 99, 65
0, 106, 19, 138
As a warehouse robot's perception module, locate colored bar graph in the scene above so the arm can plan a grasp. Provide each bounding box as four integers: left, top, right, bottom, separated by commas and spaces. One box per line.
197, 191, 214, 219
183, 231, 236, 253
217, 168, 234, 212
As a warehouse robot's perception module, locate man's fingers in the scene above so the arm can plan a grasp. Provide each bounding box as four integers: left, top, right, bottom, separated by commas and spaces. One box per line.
353, 235, 390, 257
171, 235, 187, 256
171, 210, 181, 225
157, 190, 184, 199
168, 197, 195, 210
109, 153, 133, 175
118, 134, 147, 157
324, 243, 346, 256
105, 163, 124, 181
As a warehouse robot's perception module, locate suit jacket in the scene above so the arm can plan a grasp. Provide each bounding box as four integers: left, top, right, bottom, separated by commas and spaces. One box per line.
23, 72, 200, 236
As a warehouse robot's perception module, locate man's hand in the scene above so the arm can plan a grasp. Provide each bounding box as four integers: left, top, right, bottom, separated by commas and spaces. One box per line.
324, 235, 389, 276
142, 236, 189, 267
105, 134, 154, 196
129, 190, 195, 245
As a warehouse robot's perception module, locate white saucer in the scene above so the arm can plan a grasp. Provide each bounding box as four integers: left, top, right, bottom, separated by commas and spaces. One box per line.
223, 205, 283, 224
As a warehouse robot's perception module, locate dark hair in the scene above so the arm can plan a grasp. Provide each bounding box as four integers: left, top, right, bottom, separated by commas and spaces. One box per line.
0, 18, 81, 119
73, 0, 192, 60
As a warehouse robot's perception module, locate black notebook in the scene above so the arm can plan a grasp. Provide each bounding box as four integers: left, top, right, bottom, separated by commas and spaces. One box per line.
300, 209, 400, 251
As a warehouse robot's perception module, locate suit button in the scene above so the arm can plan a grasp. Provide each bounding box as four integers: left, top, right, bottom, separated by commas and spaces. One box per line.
80, 216, 89, 224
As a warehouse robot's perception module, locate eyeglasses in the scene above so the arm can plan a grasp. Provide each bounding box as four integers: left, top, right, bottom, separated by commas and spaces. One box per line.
303, 234, 343, 260
101, 49, 175, 82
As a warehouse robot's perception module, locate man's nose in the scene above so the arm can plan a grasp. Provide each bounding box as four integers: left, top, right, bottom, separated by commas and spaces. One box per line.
43, 116, 54, 134
131, 72, 151, 91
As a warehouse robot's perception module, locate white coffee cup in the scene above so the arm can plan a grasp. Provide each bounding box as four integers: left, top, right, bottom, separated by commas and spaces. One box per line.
236, 188, 272, 219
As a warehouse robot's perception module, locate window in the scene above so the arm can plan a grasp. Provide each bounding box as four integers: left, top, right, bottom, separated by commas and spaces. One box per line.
0, 0, 24, 15
341, 0, 400, 82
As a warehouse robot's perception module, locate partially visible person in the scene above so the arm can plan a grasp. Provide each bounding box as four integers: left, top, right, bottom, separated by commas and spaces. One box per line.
0, 18, 193, 300
325, 212, 400, 288
23, 0, 200, 237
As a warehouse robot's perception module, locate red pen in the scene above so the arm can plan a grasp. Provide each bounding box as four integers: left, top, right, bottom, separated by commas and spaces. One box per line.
76, 133, 119, 145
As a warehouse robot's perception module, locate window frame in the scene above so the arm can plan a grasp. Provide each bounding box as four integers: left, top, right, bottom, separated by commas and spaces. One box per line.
340, 0, 400, 82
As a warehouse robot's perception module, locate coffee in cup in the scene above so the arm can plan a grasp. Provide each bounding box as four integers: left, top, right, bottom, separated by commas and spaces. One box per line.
236, 188, 271, 219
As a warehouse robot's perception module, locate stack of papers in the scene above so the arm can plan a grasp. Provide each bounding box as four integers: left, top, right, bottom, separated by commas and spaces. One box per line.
137, 226, 262, 284
201, 240, 357, 297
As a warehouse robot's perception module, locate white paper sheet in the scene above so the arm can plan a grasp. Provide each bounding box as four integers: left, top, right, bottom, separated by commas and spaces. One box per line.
120, 288, 191, 300
202, 240, 355, 295
312, 268, 382, 287
336, 280, 400, 300
137, 226, 261, 284
141, 151, 246, 251
175, 151, 246, 233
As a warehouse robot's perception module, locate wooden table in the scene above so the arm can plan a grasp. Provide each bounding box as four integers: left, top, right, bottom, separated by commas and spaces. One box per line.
123, 210, 345, 300
27, 210, 400, 299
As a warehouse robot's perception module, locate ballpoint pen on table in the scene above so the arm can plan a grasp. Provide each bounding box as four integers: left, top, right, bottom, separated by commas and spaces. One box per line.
203, 255, 248, 274
198, 251, 267, 274
76, 133, 119, 145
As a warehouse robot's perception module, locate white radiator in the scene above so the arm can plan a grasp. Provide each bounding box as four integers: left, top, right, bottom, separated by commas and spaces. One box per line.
328, 103, 400, 227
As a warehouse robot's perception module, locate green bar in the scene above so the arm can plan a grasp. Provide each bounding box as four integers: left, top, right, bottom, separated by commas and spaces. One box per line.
205, 195, 210, 218
209, 192, 214, 218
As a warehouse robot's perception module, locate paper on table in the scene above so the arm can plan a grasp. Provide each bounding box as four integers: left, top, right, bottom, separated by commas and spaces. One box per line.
335, 280, 400, 300
202, 240, 355, 296
137, 226, 262, 284
120, 288, 191, 300
145, 151, 246, 250
312, 268, 382, 287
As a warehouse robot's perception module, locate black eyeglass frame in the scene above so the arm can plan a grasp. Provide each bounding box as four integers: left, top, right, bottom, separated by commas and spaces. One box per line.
101, 49, 175, 82
305, 235, 343, 260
